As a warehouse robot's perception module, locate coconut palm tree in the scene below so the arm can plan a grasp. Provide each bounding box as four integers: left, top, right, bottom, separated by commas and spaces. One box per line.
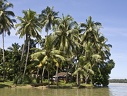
79, 16, 115, 86
73, 55, 95, 86
39, 6, 59, 36
92, 34, 115, 86
53, 15, 79, 56
7, 43, 21, 81
77, 16, 102, 85
80, 16, 101, 45
0, 0, 16, 80
52, 15, 79, 83
31, 35, 65, 86
16, 9, 42, 81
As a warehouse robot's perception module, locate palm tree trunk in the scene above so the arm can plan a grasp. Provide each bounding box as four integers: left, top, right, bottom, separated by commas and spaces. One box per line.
85, 75, 89, 84
23, 39, 30, 81
76, 72, 80, 87
19, 39, 25, 73
48, 70, 50, 86
41, 66, 45, 83
36, 68, 40, 83
2, 32, 5, 81
56, 66, 59, 86
65, 65, 69, 83
76, 72, 79, 86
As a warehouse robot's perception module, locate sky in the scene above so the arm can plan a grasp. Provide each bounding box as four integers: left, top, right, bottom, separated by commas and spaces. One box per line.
0, 0, 127, 79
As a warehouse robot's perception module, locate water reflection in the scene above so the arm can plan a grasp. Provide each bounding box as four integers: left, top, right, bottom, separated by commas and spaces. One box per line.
0, 88, 42, 96
34, 87, 110, 96
1, 83, 127, 96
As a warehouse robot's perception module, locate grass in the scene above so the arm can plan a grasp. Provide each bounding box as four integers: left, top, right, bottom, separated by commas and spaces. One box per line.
0, 80, 94, 89
0, 81, 13, 88
47, 81, 93, 89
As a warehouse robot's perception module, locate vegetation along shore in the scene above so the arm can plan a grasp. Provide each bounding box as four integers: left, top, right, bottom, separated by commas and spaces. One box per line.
0, 0, 115, 88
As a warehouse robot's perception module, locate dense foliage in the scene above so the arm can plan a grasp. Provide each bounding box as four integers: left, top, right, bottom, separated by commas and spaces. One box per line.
0, 0, 115, 87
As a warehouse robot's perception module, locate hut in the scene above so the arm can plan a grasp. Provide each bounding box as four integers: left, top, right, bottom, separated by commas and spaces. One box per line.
53, 72, 71, 81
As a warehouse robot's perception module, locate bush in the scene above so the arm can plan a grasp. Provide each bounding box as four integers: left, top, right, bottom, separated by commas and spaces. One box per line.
14, 75, 32, 84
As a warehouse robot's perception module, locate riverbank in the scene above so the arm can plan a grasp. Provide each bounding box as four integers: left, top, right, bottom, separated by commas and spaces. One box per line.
0, 81, 93, 89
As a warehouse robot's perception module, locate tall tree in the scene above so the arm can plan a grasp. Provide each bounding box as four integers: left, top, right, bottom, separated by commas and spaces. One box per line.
7, 43, 21, 81
31, 35, 65, 86
79, 16, 102, 84
53, 15, 79, 56
0, 0, 16, 80
38, 7, 59, 84
80, 16, 114, 86
53, 15, 79, 83
92, 34, 115, 86
39, 6, 59, 36
16, 9, 42, 82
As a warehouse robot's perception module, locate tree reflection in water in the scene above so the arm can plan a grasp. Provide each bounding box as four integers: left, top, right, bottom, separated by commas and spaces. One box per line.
0, 87, 111, 96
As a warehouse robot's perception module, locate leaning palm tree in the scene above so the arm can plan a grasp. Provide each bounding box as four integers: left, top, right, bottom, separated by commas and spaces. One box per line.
16, 9, 42, 81
0, 0, 16, 80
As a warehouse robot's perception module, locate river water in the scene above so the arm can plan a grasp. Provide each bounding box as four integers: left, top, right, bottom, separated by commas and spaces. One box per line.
109, 83, 127, 96
0, 83, 126, 96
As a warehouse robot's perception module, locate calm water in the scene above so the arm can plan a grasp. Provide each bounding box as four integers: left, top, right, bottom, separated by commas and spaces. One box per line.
0, 83, 127, 96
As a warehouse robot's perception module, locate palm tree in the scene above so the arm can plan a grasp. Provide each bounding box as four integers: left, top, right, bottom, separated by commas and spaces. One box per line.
76, 16, 102, 85
31, 35, 65, 86
7, 43, 21, 81
79, 16, 114, 85
16, 9, 42, 81
73, 55, 95, 86
0, 0, 16, 80
39, 6, 59, 36
53, 15, 79, 56
80, 16, 101, 44
92, 34, 115, 86
52, 15, 79, 83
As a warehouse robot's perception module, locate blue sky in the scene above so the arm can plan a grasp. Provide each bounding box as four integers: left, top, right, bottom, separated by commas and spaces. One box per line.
0, 0, 127, 79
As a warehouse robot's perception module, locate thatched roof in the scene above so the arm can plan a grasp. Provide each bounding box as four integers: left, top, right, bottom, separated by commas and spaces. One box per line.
53, 72, 70, 77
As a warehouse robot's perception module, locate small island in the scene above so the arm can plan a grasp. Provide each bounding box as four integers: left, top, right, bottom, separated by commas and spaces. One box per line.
0, 0, 115, 88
